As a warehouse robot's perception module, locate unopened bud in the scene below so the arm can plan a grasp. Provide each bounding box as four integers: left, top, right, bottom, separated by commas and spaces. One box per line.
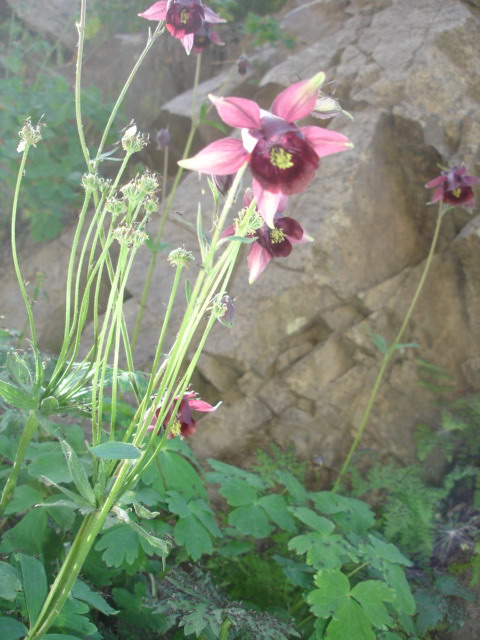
144, 197, 159, 215
82, 173, 101, 191
312, 92, 353, 121
237, 55, 253, 76
168, 247, 194, 268
156, 128, 171, 150
17, 118, 44, 152
122, 124, 148, 153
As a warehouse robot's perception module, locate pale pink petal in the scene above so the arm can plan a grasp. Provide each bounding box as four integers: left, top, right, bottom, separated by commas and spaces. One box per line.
181, 33, 195, 55
209, 30, 225, 46
300, 125, 353, 158
241, 127, 259, 153
204, 6, 227, 23
271, 72, 325, 122
138, 1, 167, 20
248, 243, 272, 283
188, 398, 220, 412
209, 95, 261, 129
178, 138, 248, 175
253, 179, 284, 228
425, 175, 445, 188
290, 229, 313, 245
277, 194, 289, 214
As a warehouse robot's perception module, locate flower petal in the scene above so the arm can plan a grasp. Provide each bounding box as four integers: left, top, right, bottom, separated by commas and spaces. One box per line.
220, 224, 235, 238
188, 398, 220, 412
139, 1, 167, 20
248, 242, 272, 283
181, 33, 195, 54
178, 138, 248, 174
425, 175, 445, 188
209, 30, 225, 45
203, 6, 227, 23
253, 179, 285, 228
300, 125, 353, 158
276, 216, 304, 241
271, 72, 325, 122
209, 95, 261, 129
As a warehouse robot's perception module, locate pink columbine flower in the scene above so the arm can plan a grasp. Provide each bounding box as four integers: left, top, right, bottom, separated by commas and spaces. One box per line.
223, 189, 312, 283
147, 389, 219, 437
139, 0, 225, 54
178, 72, 353, 226
426, 166, 480, 209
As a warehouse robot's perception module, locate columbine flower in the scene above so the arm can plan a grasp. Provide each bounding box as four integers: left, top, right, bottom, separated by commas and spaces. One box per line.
147, 389, 219, 437
139, 0, 226, 55
426, 166, 480, 209
193, 21, 224, 53
223, 189, 312, 283
178, 73, 353, 226
236, 54, 253, 76
156, 128, 171, 150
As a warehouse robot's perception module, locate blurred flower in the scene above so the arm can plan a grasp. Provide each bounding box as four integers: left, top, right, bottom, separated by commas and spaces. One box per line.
212, 173, 234, 197
312, 91, 353, 121
223, 189, 312, 282
139, 0, 226, 54
193, 21, 224, 53
148, 388, 219, 437
178, 73, 353, 226
426, 166, 480, 209
156, 128, 171, 150
236, 54, 253, 76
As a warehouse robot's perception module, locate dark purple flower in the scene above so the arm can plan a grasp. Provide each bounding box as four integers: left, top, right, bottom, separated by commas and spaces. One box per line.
139, 0, 225, 54
236, 55, 253, 76
178, 73, 353, 226
426, 166, 480, 208
147, 388, 219, 438
193, 21, 224, 54
156, 128, 171, 150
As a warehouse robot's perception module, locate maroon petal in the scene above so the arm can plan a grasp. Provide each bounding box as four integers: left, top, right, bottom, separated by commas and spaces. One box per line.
276, 216, 304, 241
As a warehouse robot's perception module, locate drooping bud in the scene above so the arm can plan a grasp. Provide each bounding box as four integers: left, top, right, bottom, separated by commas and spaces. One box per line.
121, 123, 148, 153
212, 174, 234, 197
236, 54, 253, 76
168, 247, 195, 268
17, 118, 44, 152
156, 128, 171, 150
312, 92, 354, 121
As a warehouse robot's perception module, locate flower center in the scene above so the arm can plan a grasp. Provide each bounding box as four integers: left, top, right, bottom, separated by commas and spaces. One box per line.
270, 228, 285, 243
269, 146, 294, 170
451, 187, 462, 198
170, 417, 182, 437
180, 9, 189, 23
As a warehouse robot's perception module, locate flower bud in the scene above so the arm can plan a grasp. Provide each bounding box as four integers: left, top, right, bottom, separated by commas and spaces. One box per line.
168, 247, 194, 268
236, 55, 253, 76
17, 118, 44, 152
106, 197, 127, 217
144, 197, 159, 216
97, 178, 112, 196
312, 92, 353, 121
156, 128, 171, 150
137, 171, 159, 195
113, 225, 148, 248
121, 124, 148, 153
121, 180, 139, 202
82, 173, 101, 191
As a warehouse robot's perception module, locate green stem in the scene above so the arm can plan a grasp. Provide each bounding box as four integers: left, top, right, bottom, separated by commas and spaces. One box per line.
219, 618, 232, 640
131, 52, 203, 352
75, 0, 91, 169
94, 23, 163, 168
347, 561, 369, 578
332, 202, 446, 492
11, 145, 42, 389
0, 411, 38, 517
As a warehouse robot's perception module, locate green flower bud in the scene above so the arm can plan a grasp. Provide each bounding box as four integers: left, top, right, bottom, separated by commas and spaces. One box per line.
168, 247, 194, 268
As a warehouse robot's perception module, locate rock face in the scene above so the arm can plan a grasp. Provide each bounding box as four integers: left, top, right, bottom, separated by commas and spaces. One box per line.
1, 0, 480, 477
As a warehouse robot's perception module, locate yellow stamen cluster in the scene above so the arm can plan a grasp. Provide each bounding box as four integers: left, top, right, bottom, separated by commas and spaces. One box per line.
270, 228, 285, 244
452, 188, 462, 198
270, 146, 294, 170
180, 9, 189, 23
170, 417, 182, 437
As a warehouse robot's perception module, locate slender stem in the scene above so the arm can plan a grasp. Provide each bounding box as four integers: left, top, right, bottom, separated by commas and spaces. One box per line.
75, 0, 91, 169
347, 562, 369, 578
0, 411, 38, 517
332, 203, 446, 491
219, 618, 232, 640
131, 53, 203, 351
11, 145, 42, 389
94, 23, 162, 168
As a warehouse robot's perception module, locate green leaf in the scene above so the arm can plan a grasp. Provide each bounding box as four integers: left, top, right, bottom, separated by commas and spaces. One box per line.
4, 484, 43, 515
384, 563, 416, 615
0, 617, 28, 640
125, 519, 170, 558
39, 396, 60, 414
275, 470, 309, 505
258, 494, 296, 532
44, 635, 82, 640
310, 492, 375, 534
166, 491, 191, 518
207, 458, 266, 489
19, 554, 48, 626
0, 380, 37, 410
219, 477, 257, 506
228, 504, 272, 538
290, 506, 335, 535
158, 448, 207, 499
188, 499, 222, 538
350, 580, 395, 629
327, 598, 375, 640
185, 279, 191, 303
272, 555, 314, 588
435, 574, 475, 601
95, 525, 143, 567
60, 440, 96, 506
38, 476, 93, 511
6, 352, 32, 388
289, 532, 348, 569
414, 590, 446, 634
28, 450, 71, 484
174, 515, 213, 560
367, 535, 412, 566
307, 569, 350, 617
0, 509, 47, 554
72, 580, 118, 615
90, 442, 141, 460
0, 562, 22, 600
223, 235, 257, 244
370, 332, 388, 354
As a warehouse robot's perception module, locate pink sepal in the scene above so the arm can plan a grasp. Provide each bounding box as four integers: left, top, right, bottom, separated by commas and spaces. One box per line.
253, 179, 286, 228
178, 138, 248, 174
210, 95, 261, 129
188, 398, 220, 412
138, 1, 167, 20
209, 30, 225, 45
248, 242, 272, 283
204, 6, 227, 23
300, 125, 353, 158
271, 73, 325, 122
181, 33, 195, 54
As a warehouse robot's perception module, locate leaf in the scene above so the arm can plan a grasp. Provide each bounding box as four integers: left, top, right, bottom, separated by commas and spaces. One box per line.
311, 492, 375, 534
223, 235, 257, 244
0, 380, 37, 410
158, 449, 207, 499
0, 617, 28, 640
6, 352, 32, 388
72, 580, 118, 615
258, 494, 296, 532
219, 478, 257, 506
19, 554, 48, 626
95, 525, 143, 567
188, 499, 222, 538
60, 440, 96, 506
307, 569, 350, 618
228, 504, 272, 538
0, 562, 22, 600
200, 119, 228, 134
327, 598, 375, 640
350, 580, 395, 629
175, 515, 213, 560
4, 484, 43, 515
384, 563, 416, 615
166, 491, 191, 518
38, 476, 93, 511
185, 279, 191, 303
0, 509, 47, 554
367, 535, 412, 566
207, 458, 266, 489
28, 450, 72, 484
275, 470, 309, 505
90, 442, 141, 460
289, 507, 335, 535
272, 555, 314, 588
434, 574, 475, 601
414, 590, 446, 634
370, 332, 388, 354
